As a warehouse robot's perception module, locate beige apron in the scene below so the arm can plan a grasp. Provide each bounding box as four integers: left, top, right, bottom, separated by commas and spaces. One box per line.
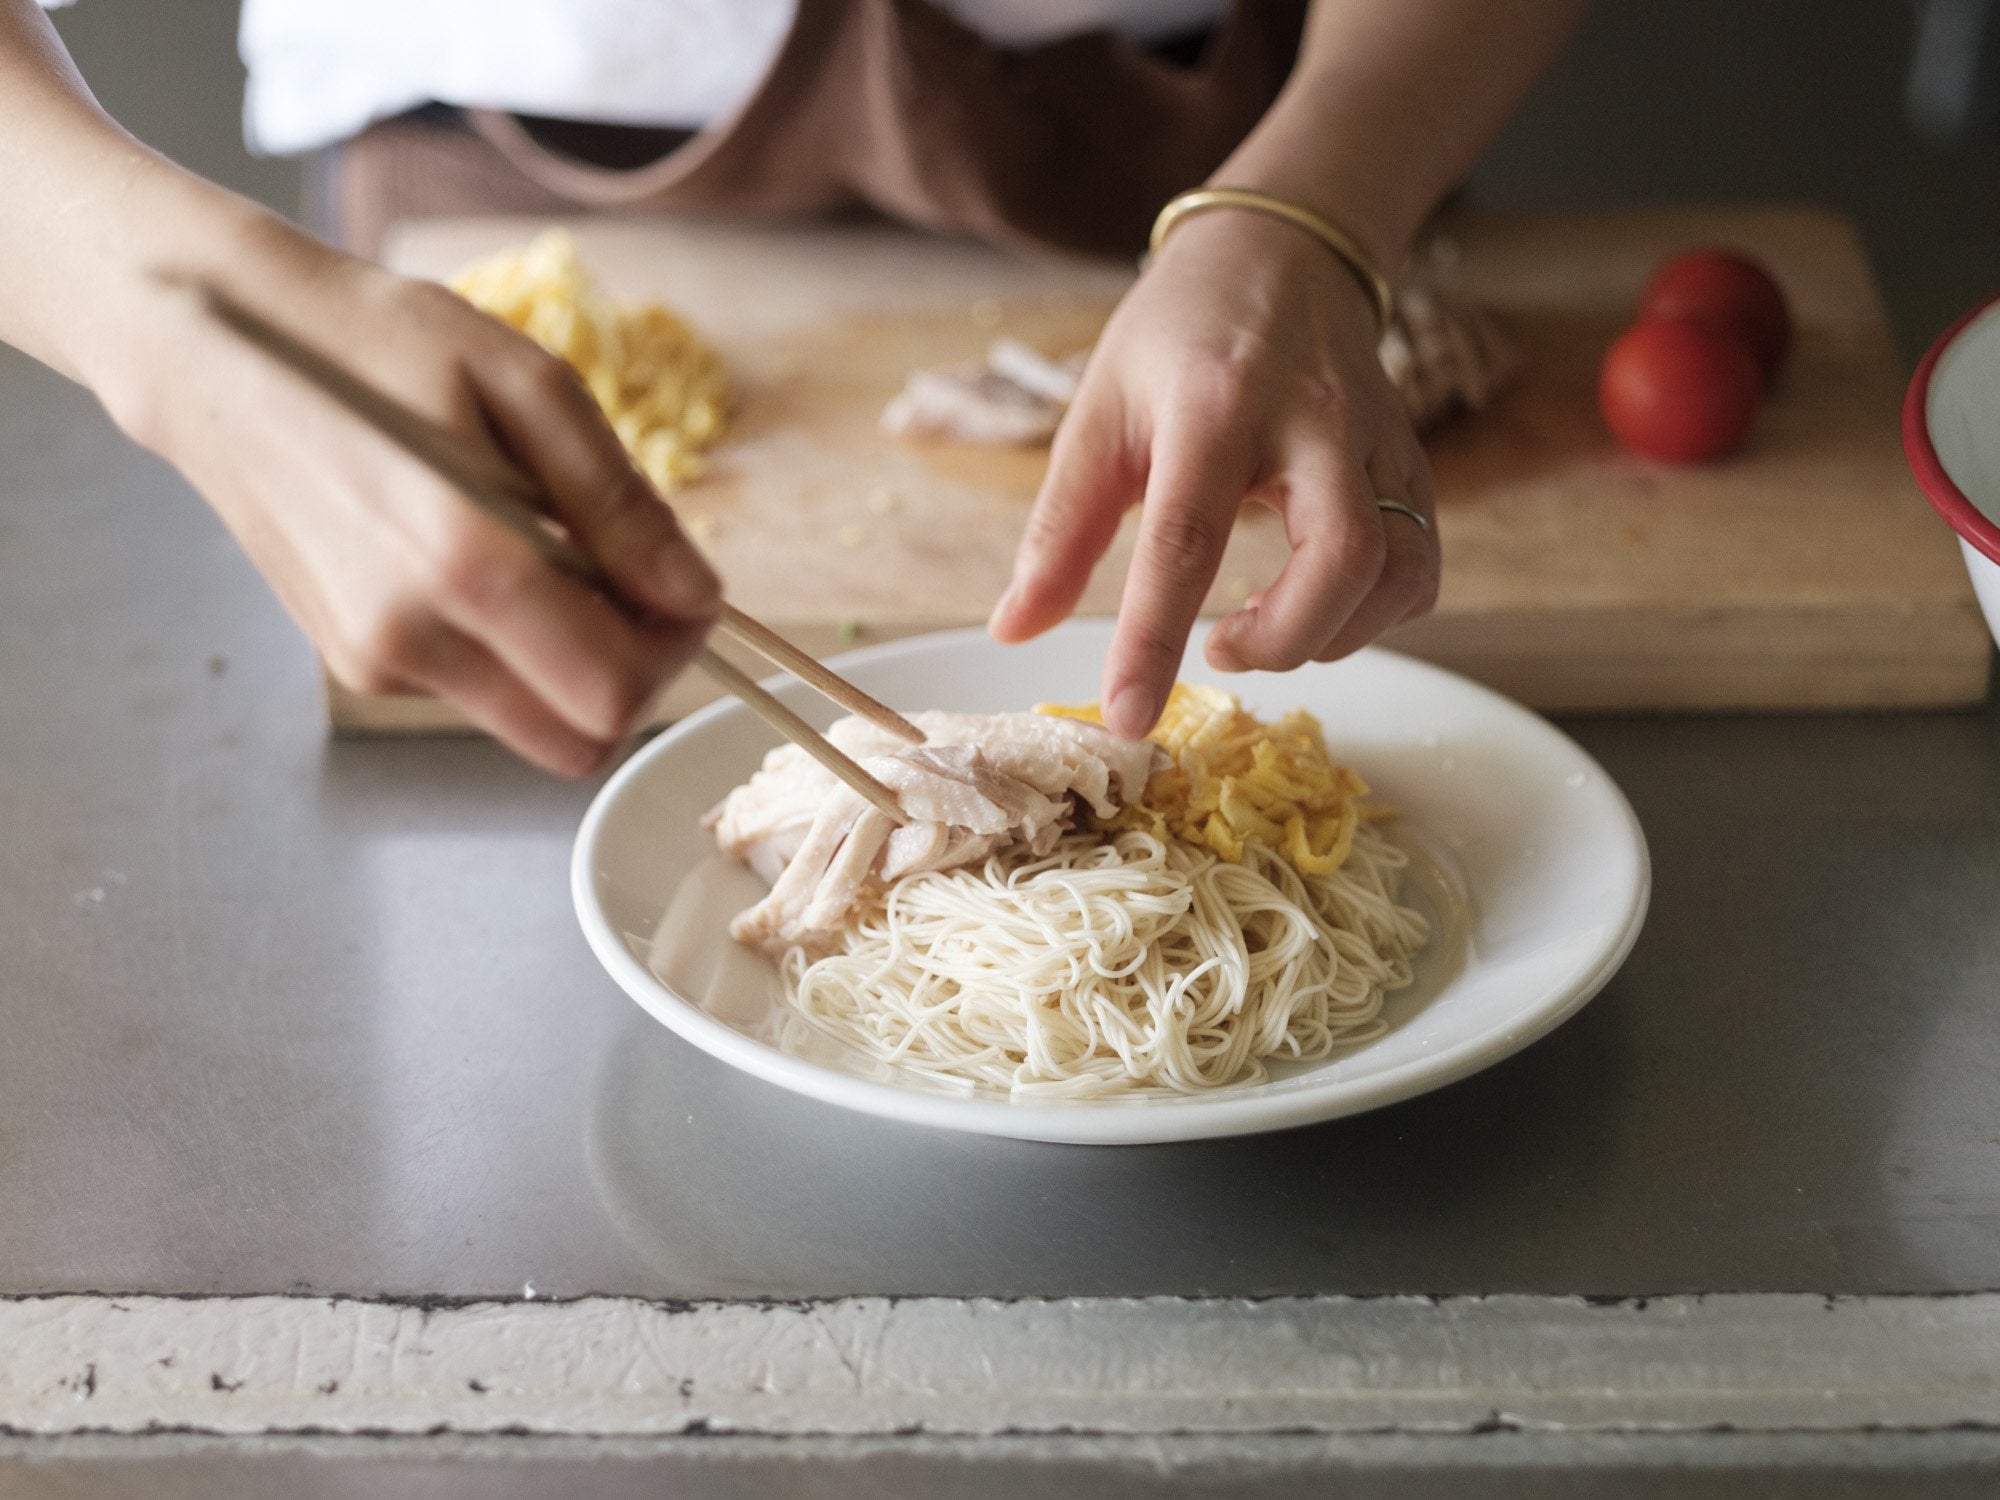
319, 0, 1307, 261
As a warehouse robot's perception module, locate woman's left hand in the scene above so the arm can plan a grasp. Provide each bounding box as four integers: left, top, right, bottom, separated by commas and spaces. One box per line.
987, 208, 1440, 741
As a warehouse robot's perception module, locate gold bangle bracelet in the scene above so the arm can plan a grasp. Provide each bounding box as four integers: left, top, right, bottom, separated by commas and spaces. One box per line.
1148, 187, 1395, 333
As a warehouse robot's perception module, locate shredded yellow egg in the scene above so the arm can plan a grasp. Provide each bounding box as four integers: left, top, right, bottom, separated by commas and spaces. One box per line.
1038, 684, 1377, 876
449, 228, 730, 494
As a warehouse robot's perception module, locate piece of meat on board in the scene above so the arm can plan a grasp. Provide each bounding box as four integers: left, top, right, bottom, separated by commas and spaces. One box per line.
879, 340, 1087, 446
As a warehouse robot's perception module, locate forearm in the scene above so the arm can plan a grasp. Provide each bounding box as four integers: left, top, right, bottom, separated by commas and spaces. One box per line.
1213, 0, 1588, 269
0, 0, 267, 388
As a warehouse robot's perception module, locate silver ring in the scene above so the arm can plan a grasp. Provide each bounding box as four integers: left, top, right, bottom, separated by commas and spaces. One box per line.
1376, 498, 1431, 532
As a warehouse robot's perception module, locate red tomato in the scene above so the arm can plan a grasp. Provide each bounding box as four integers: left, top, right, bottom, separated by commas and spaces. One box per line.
1599, 318, 1763, 463
1637, 248, 1791, 381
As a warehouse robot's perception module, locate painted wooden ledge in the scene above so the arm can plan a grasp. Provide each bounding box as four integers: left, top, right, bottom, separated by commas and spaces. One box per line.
4, 1293, 1998, 1440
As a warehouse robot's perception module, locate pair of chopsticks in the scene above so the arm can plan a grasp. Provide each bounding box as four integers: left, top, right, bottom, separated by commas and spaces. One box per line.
182, 277, 921, 823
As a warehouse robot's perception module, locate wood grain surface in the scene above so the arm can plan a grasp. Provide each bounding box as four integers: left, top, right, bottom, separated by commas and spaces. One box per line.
328, 202, 1989, 732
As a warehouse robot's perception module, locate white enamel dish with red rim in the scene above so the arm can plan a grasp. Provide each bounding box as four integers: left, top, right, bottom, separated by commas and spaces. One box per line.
1904, 289, 2000, 646
573, 623, 1650, 1144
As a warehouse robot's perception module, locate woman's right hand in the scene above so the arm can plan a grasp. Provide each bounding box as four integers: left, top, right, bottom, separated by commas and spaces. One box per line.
89, 206, 721, 777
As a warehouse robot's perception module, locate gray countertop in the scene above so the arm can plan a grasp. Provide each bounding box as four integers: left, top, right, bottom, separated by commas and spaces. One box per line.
4, 343, 1996, 1307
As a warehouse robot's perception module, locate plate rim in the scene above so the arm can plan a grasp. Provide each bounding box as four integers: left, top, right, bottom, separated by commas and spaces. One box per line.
572, 626, 1651, 1145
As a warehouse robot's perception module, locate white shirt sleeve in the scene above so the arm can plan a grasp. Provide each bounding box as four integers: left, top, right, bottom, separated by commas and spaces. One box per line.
239, 0, 1229, 157
239, 0, 798, 155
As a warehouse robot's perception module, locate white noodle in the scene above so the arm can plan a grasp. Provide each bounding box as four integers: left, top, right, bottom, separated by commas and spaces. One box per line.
778, 826, 1428, 1099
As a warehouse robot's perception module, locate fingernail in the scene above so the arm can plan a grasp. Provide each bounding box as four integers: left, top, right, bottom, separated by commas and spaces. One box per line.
1107, 683, 1160, 740
1207, 638, 1247, 673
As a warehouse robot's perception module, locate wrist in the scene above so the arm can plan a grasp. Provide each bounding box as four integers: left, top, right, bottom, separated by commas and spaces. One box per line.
62, 169, 300, 442
60, 163, 261, 366
1151, 188, 1393, 333
1146, 206, 1383, 343
1200, 63, 1427, 277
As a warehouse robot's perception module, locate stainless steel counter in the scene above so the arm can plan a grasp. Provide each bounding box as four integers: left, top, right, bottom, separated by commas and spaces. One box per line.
5, 344, 1997, 1303
3, 344, 1998, 1492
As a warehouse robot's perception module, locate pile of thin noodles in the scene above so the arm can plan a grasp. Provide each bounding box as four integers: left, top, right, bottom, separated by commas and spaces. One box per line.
776, 687, 1430, 1099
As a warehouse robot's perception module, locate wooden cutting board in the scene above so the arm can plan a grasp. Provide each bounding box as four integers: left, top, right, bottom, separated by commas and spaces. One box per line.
329, 202, 1990, 732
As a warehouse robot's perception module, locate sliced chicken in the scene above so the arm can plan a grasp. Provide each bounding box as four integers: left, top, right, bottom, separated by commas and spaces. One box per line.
879, 341, 1087, 446
985, 337, 1083, 404
708, 711, 1162, 952
1376, 280, 1520, 432
704, 715, 914, 885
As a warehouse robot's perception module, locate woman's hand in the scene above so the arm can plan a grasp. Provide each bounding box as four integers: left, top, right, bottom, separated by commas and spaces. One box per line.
90, 208, 721, 777
0, 3, 718, 775
985, 0, 1592, 742
988, 209, 1439, 741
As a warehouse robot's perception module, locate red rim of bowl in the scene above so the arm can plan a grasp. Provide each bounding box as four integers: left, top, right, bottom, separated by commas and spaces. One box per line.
1904, 289, 2000, 568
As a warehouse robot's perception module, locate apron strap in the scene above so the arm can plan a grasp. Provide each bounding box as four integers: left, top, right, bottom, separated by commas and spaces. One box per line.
450, 0, 1305, 258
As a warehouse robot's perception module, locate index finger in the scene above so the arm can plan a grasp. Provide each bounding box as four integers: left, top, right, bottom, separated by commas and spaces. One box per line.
1101, 413, 1260, 739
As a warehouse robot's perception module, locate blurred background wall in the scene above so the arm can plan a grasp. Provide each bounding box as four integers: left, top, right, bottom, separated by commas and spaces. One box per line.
47, 0, 1999, 357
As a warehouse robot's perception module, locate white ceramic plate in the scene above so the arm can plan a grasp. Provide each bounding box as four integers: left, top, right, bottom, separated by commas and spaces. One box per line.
573, 623, 1650, 1144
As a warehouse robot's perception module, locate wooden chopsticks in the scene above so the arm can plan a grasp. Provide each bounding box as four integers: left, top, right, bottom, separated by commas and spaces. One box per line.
715, 603, 923, 743
181, 276, 920, 823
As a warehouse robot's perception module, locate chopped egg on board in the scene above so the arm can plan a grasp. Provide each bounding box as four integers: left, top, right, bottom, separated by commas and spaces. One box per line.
449, 228, 730, 494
